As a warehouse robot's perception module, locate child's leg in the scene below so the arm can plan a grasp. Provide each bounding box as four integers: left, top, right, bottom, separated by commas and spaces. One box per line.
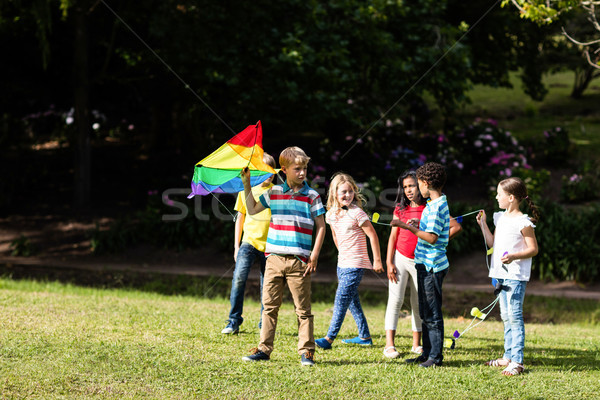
498, 280, 512, 361
326, 267, 361, 340
227, 243, 259, 327
286, 257, 315, 356
384, 252, 409, 340
416, 264, 447, 363
406, 256, 422, 339
347, 269, 370, 339
258, 255, 286, 356
415, 264, 430, 358
258, 251, 267, 327
503, 279, 527, 365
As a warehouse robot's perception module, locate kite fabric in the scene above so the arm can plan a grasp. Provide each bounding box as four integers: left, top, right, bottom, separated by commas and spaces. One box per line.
188, 121, 277, 198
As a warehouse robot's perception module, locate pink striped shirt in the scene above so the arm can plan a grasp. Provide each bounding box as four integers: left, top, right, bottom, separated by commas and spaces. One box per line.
325, 205, 373, 269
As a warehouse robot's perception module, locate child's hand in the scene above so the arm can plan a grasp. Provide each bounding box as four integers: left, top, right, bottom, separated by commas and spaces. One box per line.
500, 252, 516, 264
234, 247, 239, 262
407, 218, 419, 228
390, 220, 408, 229
304, 256, 318, 276
240, 167, 251, 186
476, 210, 486, 224
373, 260, 384, 274
387, 263, 397, 283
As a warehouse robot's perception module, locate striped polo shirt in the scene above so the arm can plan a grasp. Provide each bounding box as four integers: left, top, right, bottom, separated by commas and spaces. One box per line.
325, 205, 372, 269
259, 180, 325, 260
414, 195, 450, 272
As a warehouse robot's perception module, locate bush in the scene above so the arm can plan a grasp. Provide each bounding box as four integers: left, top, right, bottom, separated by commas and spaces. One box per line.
560, 161, 600, 203
534, 201, 600, 283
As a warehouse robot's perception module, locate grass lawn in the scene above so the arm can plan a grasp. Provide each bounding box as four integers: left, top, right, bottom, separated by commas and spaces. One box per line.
1, 278, 599, 399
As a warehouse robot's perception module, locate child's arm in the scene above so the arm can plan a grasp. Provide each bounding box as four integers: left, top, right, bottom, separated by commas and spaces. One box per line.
449, 215, 462, 240
305, 214, 326, 276
233, 212, 244, 261
330, 225, 339, 250
390, 219, 438, 244
386, 219, 400, 283
240, 168, 266, 215
362, 221, 384, 273
476, 210, 494, 248
502, 226, 539, 263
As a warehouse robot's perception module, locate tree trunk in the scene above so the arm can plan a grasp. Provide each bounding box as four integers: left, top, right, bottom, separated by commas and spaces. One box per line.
571, 66, 595, 99
73, 5, 91, 208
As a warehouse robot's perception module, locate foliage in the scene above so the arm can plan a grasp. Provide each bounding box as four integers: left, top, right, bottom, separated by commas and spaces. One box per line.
535, 200, 600, 282
9, 235, 36, 257
500, 0, 581, 24
560, 162, 600, 203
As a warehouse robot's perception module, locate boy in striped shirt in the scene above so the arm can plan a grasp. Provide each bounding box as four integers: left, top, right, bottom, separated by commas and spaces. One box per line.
240, 146, 326, 366
391, 162, 450, 368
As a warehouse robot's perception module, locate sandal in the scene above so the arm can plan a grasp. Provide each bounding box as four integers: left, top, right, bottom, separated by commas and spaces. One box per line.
485, 357, 510, 367
411, 346, 423, 355
502, 361, 524, 376
383, 346, 400, 359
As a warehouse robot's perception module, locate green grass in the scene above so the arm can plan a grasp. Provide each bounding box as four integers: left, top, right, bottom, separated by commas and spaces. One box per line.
1, 278, 599, 399
458, 70, 600, 160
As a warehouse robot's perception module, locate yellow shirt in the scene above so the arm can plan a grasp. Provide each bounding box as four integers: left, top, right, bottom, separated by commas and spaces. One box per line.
234, 183, 273, 252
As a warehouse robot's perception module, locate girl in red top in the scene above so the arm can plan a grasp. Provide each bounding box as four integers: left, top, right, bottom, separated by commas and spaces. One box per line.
383, 171, 426, 358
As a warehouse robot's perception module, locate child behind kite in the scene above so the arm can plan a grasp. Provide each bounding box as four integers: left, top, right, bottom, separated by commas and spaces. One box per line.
221, 153, 277, 335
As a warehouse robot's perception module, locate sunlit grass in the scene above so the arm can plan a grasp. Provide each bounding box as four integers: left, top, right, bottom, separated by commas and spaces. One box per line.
1, 278, 599, 399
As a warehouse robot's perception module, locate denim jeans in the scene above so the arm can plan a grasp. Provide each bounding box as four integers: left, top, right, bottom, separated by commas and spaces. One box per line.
416, 263, 447, 364
498, 279, 527, 364
227, 242, 266, 328
326, 267, 370, 340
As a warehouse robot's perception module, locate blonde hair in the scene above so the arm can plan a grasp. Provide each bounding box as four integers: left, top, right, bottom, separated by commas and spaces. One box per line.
263, 152, 276, 169
279, 146, 310, 168
327, 172, 366, 210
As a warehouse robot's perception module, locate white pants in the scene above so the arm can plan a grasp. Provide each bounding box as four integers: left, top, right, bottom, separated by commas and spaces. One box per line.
384, 251, 422, 332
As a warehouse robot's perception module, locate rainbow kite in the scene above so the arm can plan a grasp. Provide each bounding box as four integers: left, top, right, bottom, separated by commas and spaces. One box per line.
188, 121, 277, 198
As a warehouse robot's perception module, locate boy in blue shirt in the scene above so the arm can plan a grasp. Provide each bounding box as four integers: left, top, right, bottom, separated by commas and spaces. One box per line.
391, 162, 450, 368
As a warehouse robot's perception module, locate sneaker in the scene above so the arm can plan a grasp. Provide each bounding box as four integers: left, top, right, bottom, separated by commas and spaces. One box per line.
405, 355, 427, 364
383, 346, 400, 359
221, 322, 239, 334
301, 352, 315, 366
315, 338, 332, 350
242, 348, 270, 362
341, 336, 373, 346
419, 359, 442, 368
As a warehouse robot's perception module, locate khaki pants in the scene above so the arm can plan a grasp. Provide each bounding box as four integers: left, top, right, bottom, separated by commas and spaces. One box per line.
258, 254, 314, 356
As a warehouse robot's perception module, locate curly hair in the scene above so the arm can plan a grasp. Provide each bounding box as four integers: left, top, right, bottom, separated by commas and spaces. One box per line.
416, 162, 447, 191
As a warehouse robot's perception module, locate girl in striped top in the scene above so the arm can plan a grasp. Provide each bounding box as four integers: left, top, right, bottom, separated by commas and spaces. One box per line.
315, 173, 384, 350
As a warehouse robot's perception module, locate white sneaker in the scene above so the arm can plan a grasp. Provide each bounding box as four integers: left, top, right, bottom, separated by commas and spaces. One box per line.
383, 346, 400, 359
221, 325, 239, 334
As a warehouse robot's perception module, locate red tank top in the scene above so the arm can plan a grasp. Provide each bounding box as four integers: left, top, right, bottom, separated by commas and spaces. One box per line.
394, 204, 426, 259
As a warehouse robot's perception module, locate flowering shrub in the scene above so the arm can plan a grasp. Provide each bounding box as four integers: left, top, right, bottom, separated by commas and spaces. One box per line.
541, 126, 570, 163
449, 118, 531, 187
560, 165, 600, 203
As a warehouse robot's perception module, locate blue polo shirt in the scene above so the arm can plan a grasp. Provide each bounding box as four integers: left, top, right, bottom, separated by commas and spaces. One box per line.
414, 195, 450, 272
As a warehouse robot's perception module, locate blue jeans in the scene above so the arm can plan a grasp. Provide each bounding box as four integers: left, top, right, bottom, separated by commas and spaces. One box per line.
227, 243, 266, 328
498, 279, 527, 364
326, 267, 370, 340
416, 263, 447, 363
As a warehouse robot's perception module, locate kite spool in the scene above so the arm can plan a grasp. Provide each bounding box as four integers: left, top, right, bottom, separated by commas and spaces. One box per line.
471, 307, 487, 320
443, 338, 456, 349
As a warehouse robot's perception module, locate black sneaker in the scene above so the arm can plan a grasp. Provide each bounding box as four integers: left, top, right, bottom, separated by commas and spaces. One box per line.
419, 359, 443, 368
405, 355, 427, 364
242, 348, 270, 362
301, 352, 315, 366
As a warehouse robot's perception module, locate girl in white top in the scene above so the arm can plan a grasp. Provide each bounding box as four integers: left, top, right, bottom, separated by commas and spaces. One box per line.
315, 173, 384, 350
476, 177, 539, 376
